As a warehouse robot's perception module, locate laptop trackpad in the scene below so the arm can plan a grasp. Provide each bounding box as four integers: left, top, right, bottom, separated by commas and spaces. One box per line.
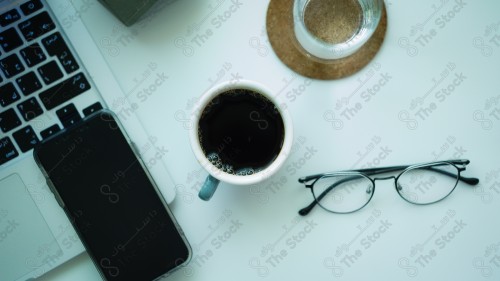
0, 174, 61, 280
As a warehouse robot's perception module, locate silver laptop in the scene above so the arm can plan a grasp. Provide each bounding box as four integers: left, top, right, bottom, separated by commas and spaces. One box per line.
0, 0, 176, 280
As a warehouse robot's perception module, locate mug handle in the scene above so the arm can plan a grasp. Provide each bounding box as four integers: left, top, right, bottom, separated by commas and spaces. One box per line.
198, 175, 220, 201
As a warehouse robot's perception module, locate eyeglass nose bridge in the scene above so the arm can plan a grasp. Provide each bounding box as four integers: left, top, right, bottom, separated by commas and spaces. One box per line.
372, 175, 405, 194
372, 175, 399, 188
372, 175, 397, 182
360, 175, 396, 195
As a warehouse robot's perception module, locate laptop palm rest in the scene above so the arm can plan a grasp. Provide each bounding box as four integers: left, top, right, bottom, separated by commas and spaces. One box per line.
0, 174, 61, 280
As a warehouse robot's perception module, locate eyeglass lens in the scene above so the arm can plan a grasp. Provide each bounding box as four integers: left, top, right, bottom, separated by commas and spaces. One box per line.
313, 174, 373, 213
396, 163, 459, 204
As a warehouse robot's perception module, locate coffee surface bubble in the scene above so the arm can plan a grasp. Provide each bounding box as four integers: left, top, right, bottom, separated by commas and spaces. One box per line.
207, 152, 258, 176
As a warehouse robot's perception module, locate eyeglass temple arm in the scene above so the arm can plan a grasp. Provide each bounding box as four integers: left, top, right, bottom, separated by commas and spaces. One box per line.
419, 166, 479, 185
298, 160, 479, 216
298, 166, 413, 183
353, 159, 478, 185
299, 160, 474, 182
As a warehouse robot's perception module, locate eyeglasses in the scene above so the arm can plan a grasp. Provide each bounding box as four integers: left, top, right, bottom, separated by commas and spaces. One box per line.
298, 159, 479, 216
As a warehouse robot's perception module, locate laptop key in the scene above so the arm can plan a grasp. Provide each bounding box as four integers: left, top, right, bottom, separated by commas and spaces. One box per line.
0, 108, 22, 133
18, 11, 55, 41
17, 97, 43, 121
13, 125, 39, 152
38, 60, 63, 85
0, 28, 23, 53
20, 43, 47, 67
56, 103, 81, 128
20, 0, 44, 16
16, 71, 42, 96
42, 32, 79, 73
0, 53, 25, 78
0, 83, 21, 107
0, 137, 18, 165
83, 102, 103, 116
0, 9, 21, 27
39, 72, 91, 110
40, 124, 60, 139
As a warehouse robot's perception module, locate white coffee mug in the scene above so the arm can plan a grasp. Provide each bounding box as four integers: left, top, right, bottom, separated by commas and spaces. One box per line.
189, 80, 293, 201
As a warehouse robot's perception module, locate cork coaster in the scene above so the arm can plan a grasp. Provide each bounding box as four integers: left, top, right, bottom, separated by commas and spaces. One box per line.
266, 0, 387, 80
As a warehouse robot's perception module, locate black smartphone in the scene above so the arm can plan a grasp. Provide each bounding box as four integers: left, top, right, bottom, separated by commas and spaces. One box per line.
34, 110, 191, 281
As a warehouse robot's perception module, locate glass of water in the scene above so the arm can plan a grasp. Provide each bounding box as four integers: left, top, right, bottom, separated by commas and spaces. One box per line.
293, 0, 384, 60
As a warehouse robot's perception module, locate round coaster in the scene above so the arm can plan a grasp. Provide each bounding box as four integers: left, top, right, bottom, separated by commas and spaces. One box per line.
266, 0, 387, 80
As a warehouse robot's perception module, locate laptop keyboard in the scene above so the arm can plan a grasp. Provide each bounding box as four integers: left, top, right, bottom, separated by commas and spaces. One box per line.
0, 0, 100, 166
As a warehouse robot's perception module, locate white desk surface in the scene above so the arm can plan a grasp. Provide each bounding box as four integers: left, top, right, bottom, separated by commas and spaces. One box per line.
40, 0, 500, 280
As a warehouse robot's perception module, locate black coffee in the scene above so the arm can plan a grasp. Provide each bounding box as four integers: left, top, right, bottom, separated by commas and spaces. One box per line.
198, 89, 285, 176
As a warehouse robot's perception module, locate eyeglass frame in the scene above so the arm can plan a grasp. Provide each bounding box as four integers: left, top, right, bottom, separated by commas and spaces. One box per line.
298, 159, 479, 216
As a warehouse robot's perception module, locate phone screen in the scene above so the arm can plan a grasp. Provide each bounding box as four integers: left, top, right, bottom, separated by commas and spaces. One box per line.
34, 111, 190, 281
